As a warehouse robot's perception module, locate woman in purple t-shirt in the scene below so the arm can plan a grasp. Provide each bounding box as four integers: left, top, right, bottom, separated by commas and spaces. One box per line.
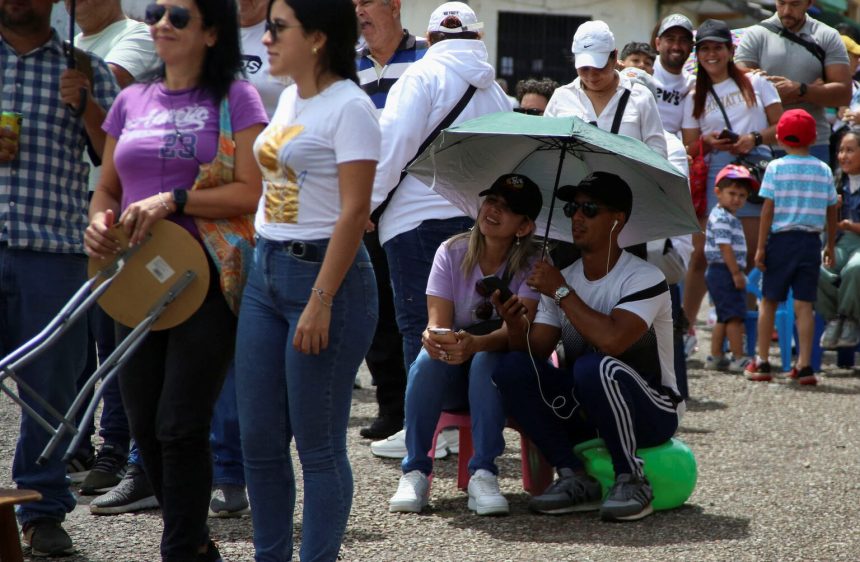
388, 174, 542, 516
83, 1, 267, 560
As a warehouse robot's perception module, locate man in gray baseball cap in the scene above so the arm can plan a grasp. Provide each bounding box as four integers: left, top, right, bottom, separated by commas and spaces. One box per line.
653, 13, 694, 134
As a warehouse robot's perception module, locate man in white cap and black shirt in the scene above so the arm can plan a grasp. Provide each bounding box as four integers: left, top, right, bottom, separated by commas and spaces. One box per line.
652, 13, 695, 135
545, 20, 667, 158
369, 1, 511, 462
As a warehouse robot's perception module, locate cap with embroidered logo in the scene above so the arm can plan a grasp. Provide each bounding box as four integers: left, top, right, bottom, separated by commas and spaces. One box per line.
478, 174, 543, 220
572, 21, 615, 70
658, 14, 693, 37
427, 2, 483, 33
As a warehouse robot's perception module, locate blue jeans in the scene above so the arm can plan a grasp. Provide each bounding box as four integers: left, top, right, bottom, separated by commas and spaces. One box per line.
383, 217, 473, 372
402, 350, 506, 476
210, 363, 244, 486
236, 238, 377, 562
0, 247, 87, 524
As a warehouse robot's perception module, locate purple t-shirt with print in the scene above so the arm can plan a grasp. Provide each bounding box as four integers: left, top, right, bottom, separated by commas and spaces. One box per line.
426, 237, 541, 331
103, 80, 268, 235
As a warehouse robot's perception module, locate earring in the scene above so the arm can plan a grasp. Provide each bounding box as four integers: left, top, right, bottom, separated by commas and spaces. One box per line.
515, 236, 521, 247
312, 46, 318, 55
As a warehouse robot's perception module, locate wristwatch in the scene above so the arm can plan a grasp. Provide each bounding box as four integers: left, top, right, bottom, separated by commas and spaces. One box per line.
554, 285, 571, 306
752, 131, 763, 146
798, 82, 808, 97
172, 189, 188, 214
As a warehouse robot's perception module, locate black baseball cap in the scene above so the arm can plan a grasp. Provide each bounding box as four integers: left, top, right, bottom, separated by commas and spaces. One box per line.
695, 19, 732, 46
557, 172, 633, 221
479, 174, 543, 220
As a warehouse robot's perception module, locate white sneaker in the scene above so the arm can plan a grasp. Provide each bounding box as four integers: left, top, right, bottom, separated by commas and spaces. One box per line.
371, 429, 450, 459
467, 469, 509, 515
389, 470, 429, 513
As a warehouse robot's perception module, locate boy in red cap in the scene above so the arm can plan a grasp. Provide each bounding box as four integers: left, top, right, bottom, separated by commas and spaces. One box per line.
704, 164, 757, 372
747, 109, 839, 384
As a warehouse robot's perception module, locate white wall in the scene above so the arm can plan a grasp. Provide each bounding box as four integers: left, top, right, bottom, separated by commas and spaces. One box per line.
400, 0, 659, 73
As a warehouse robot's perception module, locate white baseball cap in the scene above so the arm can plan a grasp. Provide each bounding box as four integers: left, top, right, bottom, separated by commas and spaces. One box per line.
427, 2, 484, 33
572, 21, 615, 69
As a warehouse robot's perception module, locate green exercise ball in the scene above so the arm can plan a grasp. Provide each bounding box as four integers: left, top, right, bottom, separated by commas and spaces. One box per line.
573, 437, 697, 511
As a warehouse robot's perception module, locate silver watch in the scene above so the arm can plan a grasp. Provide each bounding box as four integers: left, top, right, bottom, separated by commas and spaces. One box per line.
554, 285, 571, 306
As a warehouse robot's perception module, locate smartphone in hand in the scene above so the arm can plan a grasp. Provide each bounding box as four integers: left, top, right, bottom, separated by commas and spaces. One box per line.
475, 275, 514, 303
717, 128, 740, 142
428, 327, 458, 344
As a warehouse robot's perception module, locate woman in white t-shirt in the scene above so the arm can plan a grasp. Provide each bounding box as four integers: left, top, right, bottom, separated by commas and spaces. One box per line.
680, 19, 782, 335
233, 1, 380, 560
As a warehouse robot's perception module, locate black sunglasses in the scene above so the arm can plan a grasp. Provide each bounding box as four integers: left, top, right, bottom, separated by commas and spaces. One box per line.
145, 4, 192, 29
514, 107, 543, 116
562, 200, 604, 219
473, 281, 495, 321
265, 19, 302, 42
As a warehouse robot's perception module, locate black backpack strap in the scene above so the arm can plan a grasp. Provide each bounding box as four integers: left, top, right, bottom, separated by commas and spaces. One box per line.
708, 86, 732, 130
758, 21, 826, 73
371, 84, 478, 223
610, 88, 631, 135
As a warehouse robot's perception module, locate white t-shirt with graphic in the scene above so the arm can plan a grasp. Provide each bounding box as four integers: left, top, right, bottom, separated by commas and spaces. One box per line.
253, 80, 380, 241
240, 20, 287, 118
652, 57, 694, 134
681, 73, 780, 135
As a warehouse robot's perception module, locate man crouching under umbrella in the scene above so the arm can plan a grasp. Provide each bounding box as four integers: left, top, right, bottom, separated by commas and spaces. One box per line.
492, 171, 684, 522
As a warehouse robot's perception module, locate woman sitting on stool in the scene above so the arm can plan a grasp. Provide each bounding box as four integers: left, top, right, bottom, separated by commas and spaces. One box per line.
388, 174, 542, 516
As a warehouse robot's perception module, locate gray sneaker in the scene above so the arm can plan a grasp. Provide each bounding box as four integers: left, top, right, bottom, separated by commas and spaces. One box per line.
90, 463, 159, 515
209, 484, 250, 518
820, 318, 843, 349
528, 468, 603, 514
836, 319, 860, 349
600, 473, 654, 522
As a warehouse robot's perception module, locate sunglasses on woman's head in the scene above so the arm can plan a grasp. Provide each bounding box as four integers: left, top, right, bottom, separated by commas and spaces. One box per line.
514, 107, 543, 116
562, 200, 604, 218
144, 4, 192, 29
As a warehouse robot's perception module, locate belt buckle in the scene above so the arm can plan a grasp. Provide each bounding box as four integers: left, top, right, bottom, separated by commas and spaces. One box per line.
290, 241, 307, 258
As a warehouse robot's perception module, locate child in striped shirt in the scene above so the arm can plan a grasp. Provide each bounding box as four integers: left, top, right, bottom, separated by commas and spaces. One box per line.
705, 165, 756, 372
747, 109, 838, 385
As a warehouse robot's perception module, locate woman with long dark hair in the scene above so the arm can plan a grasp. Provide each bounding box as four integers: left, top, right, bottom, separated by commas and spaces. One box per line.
84, 1, 268, 559
234, 0, 380, 560
680, 19, 782, 344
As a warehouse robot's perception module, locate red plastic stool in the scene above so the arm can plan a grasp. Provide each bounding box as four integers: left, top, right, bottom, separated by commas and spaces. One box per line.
428, 411, 554, 496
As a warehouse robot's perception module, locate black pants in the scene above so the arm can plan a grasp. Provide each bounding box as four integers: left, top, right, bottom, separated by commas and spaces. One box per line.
118, 274, 235, 561
363, 230, 406, 419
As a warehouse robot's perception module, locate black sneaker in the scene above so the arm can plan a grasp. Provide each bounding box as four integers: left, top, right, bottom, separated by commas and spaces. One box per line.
600, 473, 654, 522
79, 444, 127, 495
66, 450, 95, 485
22, 518, 75, 557
90, 463, 159, 515
359, 415, 403, 439
197, 539, 223, 562
528, 468, 603, 514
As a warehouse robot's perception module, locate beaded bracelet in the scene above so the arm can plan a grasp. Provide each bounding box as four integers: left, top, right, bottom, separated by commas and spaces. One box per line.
157, 192, 171, 212
311, 287, 333, 307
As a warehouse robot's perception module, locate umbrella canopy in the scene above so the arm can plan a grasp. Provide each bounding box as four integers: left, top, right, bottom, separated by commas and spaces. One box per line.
407, 112, 700, 248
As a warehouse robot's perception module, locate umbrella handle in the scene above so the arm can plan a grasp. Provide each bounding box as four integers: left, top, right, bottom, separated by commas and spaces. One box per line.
541, 140, 568, 261
70, 88, 87, 118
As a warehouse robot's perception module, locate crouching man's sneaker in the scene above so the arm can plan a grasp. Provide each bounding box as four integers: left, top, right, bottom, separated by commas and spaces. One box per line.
371, 429, 451, 459
600, 473, 653, 522
528, 467, 602, 514
388, 470, 429, 513
22, 518, 75, 557
467, 469, 509, 515
90, 463, 159, 515
209, 484, 250, 518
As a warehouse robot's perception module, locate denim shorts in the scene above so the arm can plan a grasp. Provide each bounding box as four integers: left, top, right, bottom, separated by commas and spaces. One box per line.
762, 231, 821, 302
705, 263, 747, 323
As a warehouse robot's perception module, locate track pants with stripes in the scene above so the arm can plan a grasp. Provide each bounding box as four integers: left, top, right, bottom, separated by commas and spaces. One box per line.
493, 351, 679, 478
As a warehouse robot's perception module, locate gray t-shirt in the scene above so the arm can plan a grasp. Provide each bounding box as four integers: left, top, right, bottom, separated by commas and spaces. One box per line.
735, 14, 849, 145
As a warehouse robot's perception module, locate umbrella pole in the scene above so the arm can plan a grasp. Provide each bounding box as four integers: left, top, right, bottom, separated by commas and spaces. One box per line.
540, 140, 567, 262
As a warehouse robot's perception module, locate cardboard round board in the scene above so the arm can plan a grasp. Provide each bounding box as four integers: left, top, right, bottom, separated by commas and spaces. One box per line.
87, 220, 210, 331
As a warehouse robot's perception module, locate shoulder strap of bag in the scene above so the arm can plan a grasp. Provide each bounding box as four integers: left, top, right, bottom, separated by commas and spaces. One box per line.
708, 86, 733, 131
758, 21, 825, 73
371, 84, 478, 223
610, 88, 632, 135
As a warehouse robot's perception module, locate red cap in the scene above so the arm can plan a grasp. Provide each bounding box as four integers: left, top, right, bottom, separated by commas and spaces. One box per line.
777, 109, 816, 147
715, 163, 759, 191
